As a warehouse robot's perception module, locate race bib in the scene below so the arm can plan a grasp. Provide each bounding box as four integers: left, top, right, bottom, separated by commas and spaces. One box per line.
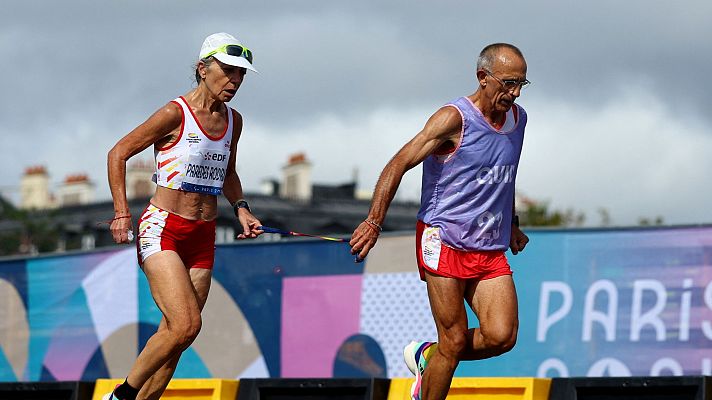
181, 150, 229, 195
421, 225, 442, 270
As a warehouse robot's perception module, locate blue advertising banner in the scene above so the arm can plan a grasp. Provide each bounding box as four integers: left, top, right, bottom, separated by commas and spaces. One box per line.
470, 226, 712, 378
0, 226, 711, 381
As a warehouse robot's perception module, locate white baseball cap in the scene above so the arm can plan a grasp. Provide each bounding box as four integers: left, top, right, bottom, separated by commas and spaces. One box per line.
199, 32, 258, 73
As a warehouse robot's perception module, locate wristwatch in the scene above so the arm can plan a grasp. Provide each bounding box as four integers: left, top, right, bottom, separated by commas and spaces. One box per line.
512, 215, 520, 227
233, 199, 251, 213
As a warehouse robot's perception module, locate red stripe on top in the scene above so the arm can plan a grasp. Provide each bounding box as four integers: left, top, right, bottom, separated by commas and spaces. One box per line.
179, 96, 228, 141
157, 101, 185, 151
157, 156, 179, 169
166, 171, 180, 182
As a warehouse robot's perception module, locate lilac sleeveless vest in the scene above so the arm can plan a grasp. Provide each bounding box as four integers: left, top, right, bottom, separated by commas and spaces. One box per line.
416, 97, 527, 251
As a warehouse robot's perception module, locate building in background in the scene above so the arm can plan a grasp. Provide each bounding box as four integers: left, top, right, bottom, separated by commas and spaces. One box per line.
280, 152, 312, 201
57, 174, 94, 207
4, 154, 419, 256
17, 160, 153, 213
3, 153, 585, 257
20, 166, 54, 210
125, 159, 156, 200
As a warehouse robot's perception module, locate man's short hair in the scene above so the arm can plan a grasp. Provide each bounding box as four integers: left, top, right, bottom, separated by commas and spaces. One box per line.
477, 43, 525, 71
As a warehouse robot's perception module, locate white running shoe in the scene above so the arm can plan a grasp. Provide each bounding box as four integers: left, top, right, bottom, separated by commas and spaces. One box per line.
101, 384, 121, 400
403, 341, 435, 400
101, 392, 117, 400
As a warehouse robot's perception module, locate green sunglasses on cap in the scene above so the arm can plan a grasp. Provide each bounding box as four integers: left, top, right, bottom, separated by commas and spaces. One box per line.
204, 44, 253, 64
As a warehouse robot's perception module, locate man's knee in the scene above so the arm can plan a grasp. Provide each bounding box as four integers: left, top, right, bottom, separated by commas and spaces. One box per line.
438, 328, 469, 358
482, 325, 518, 355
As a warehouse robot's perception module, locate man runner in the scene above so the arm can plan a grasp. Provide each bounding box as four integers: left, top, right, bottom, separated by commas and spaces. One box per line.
350, 43, 531, 400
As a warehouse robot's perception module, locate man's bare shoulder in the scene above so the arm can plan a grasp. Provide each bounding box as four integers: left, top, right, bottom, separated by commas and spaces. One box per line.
423, 105, 463, 139
435, 104, 462, 122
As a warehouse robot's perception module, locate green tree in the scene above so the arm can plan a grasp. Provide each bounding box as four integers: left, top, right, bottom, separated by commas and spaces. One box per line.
0, 194, 60, 256
520, 199, 585, 227
638, 216, 664, 226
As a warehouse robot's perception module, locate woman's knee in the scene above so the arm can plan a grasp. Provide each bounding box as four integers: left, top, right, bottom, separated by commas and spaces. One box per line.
185, 317, 202, 344
168, 314, 202, 350
181, 316, 202, 348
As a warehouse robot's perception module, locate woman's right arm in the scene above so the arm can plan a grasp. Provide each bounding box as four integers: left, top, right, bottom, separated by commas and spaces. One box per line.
107, 102, 182, 243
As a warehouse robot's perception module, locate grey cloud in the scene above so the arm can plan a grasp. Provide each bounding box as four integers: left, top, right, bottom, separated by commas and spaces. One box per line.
2, 0, 711, 225
5, 1, 711, 130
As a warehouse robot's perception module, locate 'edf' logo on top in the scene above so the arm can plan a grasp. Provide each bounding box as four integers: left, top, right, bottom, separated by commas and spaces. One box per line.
203, 152, 226, 162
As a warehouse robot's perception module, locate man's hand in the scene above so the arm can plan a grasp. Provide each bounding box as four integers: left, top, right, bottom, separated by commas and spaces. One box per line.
510, 225, 529, 255
349, 221, 381, 261
236, 208, 263, 239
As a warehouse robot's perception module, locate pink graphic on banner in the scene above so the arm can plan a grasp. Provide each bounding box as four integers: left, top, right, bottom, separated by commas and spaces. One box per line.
281, 275, 362, 377
43, 324, 99, 380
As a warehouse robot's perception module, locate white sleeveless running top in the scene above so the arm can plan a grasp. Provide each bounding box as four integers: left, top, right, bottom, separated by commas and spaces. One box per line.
153, 96, 234, 195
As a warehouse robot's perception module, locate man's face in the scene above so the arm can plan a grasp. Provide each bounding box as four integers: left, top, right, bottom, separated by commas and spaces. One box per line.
479, 50, 528, 112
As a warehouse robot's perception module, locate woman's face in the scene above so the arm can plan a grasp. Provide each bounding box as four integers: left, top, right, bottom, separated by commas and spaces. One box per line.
200, 59, 247, 102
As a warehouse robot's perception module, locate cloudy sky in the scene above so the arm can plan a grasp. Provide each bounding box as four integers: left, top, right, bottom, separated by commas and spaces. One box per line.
2, 0, 711, 226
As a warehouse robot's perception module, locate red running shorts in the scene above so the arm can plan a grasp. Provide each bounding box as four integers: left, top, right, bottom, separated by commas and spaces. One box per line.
415, 220, 512, 281
136, 204, 217, 269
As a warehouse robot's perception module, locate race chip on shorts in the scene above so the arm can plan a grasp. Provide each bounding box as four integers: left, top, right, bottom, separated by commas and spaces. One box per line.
421, 225, 442, 271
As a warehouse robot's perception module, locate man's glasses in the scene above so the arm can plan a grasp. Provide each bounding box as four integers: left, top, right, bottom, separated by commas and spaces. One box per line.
205, 44, 253, 64
484, 70, 530, 91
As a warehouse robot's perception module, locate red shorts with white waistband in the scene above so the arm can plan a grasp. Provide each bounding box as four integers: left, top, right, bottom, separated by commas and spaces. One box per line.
136, 204, 217, 269
415, 220, 512, 281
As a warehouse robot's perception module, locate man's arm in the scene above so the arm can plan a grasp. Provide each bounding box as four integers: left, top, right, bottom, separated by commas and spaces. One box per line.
222, 109, 262, 239
349, 106, 463, 260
